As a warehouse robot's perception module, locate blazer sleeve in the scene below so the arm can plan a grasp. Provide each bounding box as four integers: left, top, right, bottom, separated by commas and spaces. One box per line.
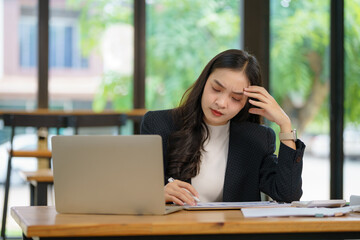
140, 111, 172, 159
140, 111, 154, 135
259, 127, 305, 202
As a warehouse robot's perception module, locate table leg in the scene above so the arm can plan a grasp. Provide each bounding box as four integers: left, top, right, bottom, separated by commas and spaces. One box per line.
23, 232, 32, 240
29, 184, 35, 206
34, 183, 48, 206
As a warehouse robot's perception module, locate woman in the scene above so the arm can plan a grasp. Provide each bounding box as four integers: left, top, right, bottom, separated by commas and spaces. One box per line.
141, 49, 305, 206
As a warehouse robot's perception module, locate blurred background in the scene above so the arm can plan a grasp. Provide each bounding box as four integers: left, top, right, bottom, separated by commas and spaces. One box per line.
0, 0, 359, 236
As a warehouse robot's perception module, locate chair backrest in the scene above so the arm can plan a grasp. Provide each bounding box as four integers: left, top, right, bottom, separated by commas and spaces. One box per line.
2, 113, 128, 148
3, 114, 68, 145
66, 113, 127, 135
3, 114, 67, 129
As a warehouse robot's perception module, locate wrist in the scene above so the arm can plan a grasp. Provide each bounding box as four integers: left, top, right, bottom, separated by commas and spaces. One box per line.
279, 121, 292, 133
279, 129, 297, 141
277, 112, 291, 128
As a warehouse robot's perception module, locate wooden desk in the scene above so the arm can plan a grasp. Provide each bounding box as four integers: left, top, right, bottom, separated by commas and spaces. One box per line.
11, 206, 360, 240
20, 169, 54, 206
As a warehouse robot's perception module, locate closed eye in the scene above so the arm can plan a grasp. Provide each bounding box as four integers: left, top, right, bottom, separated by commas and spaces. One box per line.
212, 87, 221, 92
232, 97, 241, 102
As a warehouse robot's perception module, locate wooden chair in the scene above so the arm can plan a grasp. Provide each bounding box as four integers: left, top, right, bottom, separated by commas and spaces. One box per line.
1, 113, 67, 239
19, 169, 54, 206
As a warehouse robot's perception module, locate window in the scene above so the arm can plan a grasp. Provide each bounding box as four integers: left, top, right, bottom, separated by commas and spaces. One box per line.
49, 18, 89, 69
270, 0, 331, 200
146, 0, 241, 110
53, 0, 134, 113
19, 17, 37, 68
19, 6, 88, 69
344, 0, 360, 198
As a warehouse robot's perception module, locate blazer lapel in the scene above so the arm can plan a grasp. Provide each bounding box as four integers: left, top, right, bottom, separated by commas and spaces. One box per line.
222, 121, 253, 201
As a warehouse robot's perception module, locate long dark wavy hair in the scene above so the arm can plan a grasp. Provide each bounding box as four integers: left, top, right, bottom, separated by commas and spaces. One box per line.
167, 49, 263, 181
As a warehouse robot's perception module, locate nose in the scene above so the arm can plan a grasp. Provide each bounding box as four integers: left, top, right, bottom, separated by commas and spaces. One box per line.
215, 95, 227, 109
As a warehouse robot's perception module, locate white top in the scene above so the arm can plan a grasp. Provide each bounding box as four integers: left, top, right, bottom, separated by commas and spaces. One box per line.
191, 122, 230, 202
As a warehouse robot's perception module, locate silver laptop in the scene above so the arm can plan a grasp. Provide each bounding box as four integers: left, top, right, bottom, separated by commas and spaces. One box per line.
51, 135, 182, 215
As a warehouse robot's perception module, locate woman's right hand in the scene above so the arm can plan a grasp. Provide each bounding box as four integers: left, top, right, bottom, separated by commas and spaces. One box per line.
164, 179, 199, 206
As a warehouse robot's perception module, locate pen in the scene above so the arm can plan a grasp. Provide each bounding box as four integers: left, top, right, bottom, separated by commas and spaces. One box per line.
168, 177, 200, 202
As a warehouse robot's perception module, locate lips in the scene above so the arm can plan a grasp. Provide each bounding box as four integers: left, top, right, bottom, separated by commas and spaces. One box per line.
211, 109, 223, 117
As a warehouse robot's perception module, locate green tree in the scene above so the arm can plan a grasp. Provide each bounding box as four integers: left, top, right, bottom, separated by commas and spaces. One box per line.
146, 0, 240, 109
67, 0, 133, 56
66, 0, 133, 111
66, 0, 240, 111
344, 0, 360, 126
271, 0, 360, 134
271, 0, 330, 134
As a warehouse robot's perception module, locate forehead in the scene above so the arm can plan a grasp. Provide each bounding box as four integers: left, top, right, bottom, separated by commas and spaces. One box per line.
208, 68, 249, 86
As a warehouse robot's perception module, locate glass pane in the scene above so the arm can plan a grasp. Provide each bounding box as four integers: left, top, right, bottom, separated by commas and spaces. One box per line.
0, 0, 37, 113
49, 0, 133, 113
48, 0, 134, 135
344, 0, 360, 200
270, 0, 330, 200
146, 0, 241, 110
0, 0, 38, 236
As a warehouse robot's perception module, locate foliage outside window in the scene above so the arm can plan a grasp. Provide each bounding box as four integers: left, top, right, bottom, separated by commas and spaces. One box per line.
344, 0, 360, 198
146, 0, 240, 110
67, 0, 240, 111
271, 0, 360, 135
66, 0, 133, 111
344, 0, 360, 128
270, 0, 330, 135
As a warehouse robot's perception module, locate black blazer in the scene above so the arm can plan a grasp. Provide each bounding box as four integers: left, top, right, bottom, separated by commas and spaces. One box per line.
140, 109, 305, 203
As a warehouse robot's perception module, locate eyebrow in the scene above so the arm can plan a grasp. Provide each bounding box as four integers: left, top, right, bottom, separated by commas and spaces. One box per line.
213, 79, 244, 96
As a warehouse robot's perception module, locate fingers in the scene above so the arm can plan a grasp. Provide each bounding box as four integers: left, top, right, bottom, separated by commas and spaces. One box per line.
245, 86, 291, 126
176, 180, 199, 198
248, 107, 266, 116
248, 99, 266, 109
244, 86, 275, 104
164, 180, 199, 206
245, 86, 273, 99
165, 188, 196, 206
244, 86, 280, 123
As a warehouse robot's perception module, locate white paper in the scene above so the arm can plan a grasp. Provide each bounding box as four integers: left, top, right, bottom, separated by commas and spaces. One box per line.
291, 199, 346, 208
350, 195, 360, 206
242, 205, 360, 218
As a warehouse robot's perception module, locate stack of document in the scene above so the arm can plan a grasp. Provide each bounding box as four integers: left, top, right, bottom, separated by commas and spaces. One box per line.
241, 198, 360, 218
291, 199, 346, 208
242, 205, 360, 217
182, 197, 360, 217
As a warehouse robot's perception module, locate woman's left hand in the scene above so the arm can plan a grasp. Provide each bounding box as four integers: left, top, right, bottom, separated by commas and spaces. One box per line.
243, 86, 296, 149
244, 86, 296, 149
244, 86, 291, 128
